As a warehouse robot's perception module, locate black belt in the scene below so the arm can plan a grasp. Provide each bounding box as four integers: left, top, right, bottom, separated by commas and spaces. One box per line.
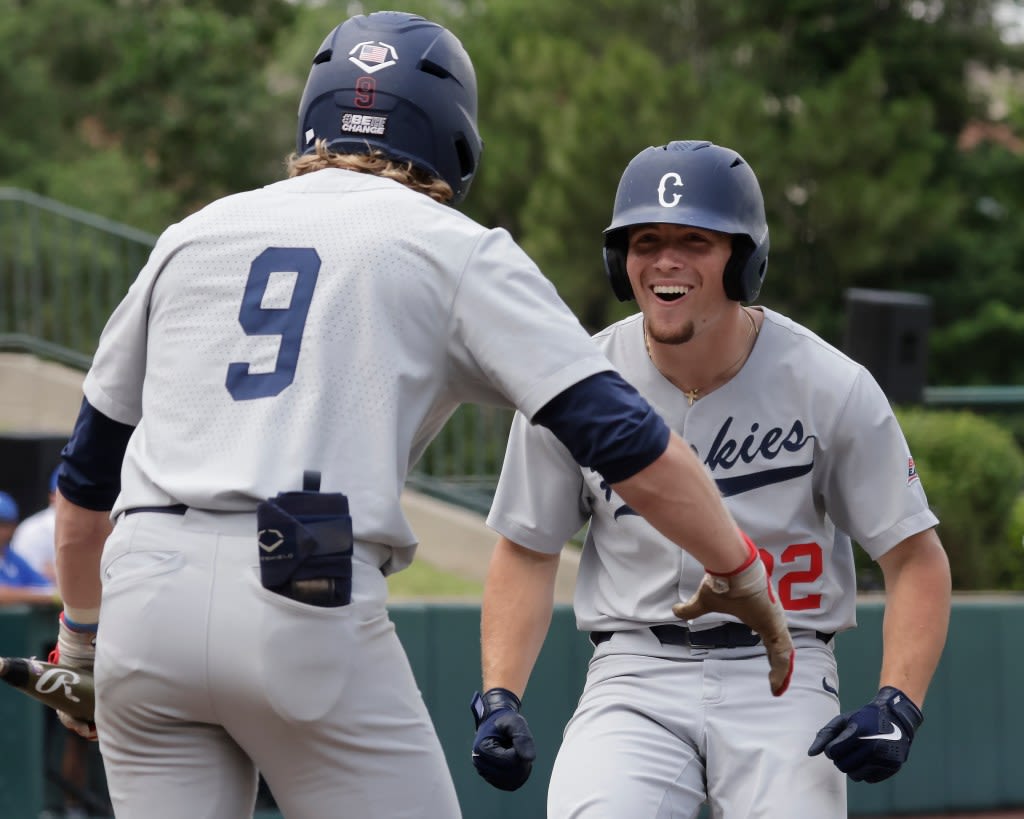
123, 504, 189, 517
590, 622, 833, 650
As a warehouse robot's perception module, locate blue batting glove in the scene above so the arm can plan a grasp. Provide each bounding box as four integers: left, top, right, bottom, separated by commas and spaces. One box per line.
808, 686, 923, 783
470, 687, 536, 791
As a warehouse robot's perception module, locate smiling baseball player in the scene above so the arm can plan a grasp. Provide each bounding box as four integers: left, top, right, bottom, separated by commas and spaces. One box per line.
474, 141, 952, 817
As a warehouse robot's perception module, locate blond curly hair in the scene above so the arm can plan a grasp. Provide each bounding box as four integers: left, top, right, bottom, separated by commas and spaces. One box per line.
286, 141, 454, 203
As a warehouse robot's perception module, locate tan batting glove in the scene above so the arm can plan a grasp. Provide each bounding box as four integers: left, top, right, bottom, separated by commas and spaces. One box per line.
50, 613, 98, 741
672, 535, 795, 696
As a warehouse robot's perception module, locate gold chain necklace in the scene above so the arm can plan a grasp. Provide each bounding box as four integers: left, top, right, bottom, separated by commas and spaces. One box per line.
644, 308, 759, 406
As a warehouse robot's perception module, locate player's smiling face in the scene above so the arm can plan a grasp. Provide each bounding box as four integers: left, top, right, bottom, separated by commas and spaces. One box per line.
626, 222, 733, 344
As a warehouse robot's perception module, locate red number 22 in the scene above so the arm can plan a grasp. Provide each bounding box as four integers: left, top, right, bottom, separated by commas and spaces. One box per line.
758, 542, 822, 611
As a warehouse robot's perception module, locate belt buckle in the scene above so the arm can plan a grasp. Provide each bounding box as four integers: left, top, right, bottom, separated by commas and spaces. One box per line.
686, 628, 721, 649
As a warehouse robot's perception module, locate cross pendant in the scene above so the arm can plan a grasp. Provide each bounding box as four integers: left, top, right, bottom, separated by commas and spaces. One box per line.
684, 388, 699, 406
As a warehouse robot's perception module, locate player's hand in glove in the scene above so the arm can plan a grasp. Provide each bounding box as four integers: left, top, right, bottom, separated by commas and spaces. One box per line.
808, 686, 923, 783
672, 532, 795, 696
49, 612, 98, 741
470, 687, 536, 791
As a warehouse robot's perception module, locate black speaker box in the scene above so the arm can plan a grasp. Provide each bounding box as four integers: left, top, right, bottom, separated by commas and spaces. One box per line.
843, 288, 932, 405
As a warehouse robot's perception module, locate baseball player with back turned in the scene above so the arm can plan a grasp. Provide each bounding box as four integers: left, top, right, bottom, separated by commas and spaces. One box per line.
50, 15, 794, 819
473, 140, 953, 817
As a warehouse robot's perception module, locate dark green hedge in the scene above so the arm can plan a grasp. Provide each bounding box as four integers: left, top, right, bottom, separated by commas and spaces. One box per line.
893, 408, 1024, 589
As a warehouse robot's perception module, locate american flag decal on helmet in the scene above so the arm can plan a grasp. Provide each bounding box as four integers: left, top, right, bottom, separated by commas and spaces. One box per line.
348, 41, 398, 74
359, 44, 388, 63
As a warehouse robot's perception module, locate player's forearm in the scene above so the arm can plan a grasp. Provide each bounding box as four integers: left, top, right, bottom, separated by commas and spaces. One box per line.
54, 492, 111, 620
611, 433, 748, 574
481, 537, 559, 698
877, 530, 951, 706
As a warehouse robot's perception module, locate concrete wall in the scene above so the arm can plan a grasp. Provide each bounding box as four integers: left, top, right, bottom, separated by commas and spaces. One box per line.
0, 353, 84, 435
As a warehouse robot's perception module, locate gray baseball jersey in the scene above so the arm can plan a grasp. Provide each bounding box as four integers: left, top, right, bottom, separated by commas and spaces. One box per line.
488, 307, 938, 818
80, 168, 614, 818
488, 307, 938, 633
84, 168, 611, 570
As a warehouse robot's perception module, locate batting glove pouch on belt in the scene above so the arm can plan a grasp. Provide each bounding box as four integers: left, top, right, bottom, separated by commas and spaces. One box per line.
257, 486, 354, 607
808, 686, 923, 782
470, 688, 536, 791
49, 612, 98, 740
671, 533, 795, 696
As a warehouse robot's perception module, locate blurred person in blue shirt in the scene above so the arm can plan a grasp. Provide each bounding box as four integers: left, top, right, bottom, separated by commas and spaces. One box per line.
10, 468, 60, 582
0, 490, 57, 603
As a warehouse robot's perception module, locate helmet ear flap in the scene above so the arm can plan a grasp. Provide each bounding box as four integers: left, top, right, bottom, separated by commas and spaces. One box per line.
723, 236, 769, 303
603, 232, 634, 302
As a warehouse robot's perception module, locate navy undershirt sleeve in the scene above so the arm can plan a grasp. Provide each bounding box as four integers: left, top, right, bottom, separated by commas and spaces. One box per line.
533, 371, 671, 484
57, 398, 135, 511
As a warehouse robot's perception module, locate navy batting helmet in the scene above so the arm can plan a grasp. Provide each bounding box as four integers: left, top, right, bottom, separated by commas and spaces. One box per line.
603, 140, 769, 303
296, 12, 483, 204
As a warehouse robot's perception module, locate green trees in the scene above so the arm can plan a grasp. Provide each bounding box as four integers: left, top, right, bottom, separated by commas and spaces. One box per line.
0, 0, 296, 232
2, 0, 1023, 383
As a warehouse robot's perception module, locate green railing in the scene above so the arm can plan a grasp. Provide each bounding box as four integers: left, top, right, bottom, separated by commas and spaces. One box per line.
0, 187, 156, 366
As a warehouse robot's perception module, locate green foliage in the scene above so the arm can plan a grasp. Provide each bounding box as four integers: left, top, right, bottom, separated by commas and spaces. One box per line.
896, 407, 1024, 589
930, 301, 1024, 386
1, 0, 1023, 388
1, 0, 297, 223
1006, 493, 1024, 590
33, 149, 177, 236
751, 48, 959, 339
516, 39, 697, 329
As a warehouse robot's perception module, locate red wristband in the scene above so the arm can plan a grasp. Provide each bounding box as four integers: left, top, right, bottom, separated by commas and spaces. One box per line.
709, 531, 759, 577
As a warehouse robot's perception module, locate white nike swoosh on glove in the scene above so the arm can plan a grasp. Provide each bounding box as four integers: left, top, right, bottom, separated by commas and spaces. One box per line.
861, 725, 902, 741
